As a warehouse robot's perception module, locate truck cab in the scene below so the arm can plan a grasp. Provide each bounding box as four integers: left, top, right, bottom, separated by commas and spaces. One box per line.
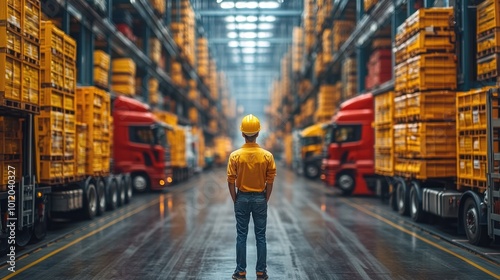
112, 96, 173, 192
297, 123, 327, 179
321, 93, 376, 195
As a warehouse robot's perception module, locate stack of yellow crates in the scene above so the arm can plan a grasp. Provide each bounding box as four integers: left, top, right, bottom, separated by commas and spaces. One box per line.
171, 0, 195, 66
292, 27, 304, 74
171, 60, 186, 88
322, 28, 333, 65
315, 84, 340, 122
150, 0, 166, 16
197, 37, 209, 79
342, 57, 357, 99
39, 21, 77, 183
393, 7, 457, 180
0, 0, 41, 113
188, 107, 199, 124
476, 0, 500, 81
149, 77, 160, 105
374, 92, 394, 176
188, 79, 199, 101
0, 117, 22, 191
75, 123, 87, 178
111, 58, 136, 96
456, 87, 496, 190
76, 87, 111, 176
303, 0, 315, 54
94, 50, 110, 89
150, 38, 161, 65
333, 20, 355, 52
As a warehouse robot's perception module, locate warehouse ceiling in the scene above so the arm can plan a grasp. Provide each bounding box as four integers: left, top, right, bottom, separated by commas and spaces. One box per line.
194, 0, 302, 125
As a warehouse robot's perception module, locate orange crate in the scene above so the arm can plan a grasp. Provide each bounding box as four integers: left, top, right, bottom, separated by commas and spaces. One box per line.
472, 155, 487, 181
394, 62, 408, 92
0, 53, 22, 101
40, 160, 63, 182
64, 60, 76, 92
0, 116, 21, 133
64, 92, 75, 111
94, 66, 109, 87
375, 149, 393, 176
407, 67, 457, 91
111, 84, 135, 95
0, 160, 22, 187
477, 53, 500, 79
477, 28, 500, 58
64, 34, 76, 61
375, 125, 393, 150
23, 38, 39, 64
41, 21, 64, 55
75, 123, 86, 165
64, 131, 75, 157
457, 86, 496, 109
63, 160, 75, 178
406, 7, 454, 34
94, 50, 110, 70
406, 122, 457, 158
406, 91, 456, 121
37, 107, 64, 134
41, 50, 64, 87
396, 158, 456, 179
38, 130, 63, 157
394, 123, 407, 154
457, 154, 473, 179
64, 110, 76, 132
24, 0, 41, 40
407, 53, 456, 69
406, 29, 455, 56
0, 26, 22, 54
477, 0, 500, 36
40, 87, 63, 108
395, 42, 408, 64
394, 95, 407, 121
457, 131, 473, 155
0, 0, 22, 30
374, 91, 394, 126
22, 62, 40, 105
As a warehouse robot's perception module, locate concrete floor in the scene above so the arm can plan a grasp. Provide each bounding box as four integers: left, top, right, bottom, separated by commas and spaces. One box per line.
0, 167, 499, 279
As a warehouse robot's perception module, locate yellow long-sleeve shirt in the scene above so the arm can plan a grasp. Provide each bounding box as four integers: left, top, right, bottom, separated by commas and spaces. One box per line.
227, 143, 277, 192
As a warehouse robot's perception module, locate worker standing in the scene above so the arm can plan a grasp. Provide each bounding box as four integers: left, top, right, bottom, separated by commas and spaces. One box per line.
227, 114, 277, 280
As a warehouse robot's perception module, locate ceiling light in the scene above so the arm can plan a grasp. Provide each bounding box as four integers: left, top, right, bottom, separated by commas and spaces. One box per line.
221, 2, 234, 9
227, 23, 236, 30
240, 32, 257, 39
243, 56, 255, 63
247, 16, 258, 22
235, 15, 246, 22
232, 56, 241, 63
259, 15, 276, 22
225, 16, 235, 22
240, 23, 257, 30
217, 0, 223, 2
228, 41, 239, 47
227, 32, 238, 38
258, 23, 274, 30
257, 41, 271, 47
259, 1, 280, 8
235, 1, 247, 8
242, 47, 256, 54
258, 32, 273, 38
245, 1, 259, 9
240, 41, 257, 47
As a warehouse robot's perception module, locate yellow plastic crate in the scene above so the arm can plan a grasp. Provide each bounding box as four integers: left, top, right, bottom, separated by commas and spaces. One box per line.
394, 62, 408, 93
111, 74, 135, 85
457, 154, 473, 179
94, 50, 110, 70
477, 28, 500, 58
40, 160, 63, 182
477, 53, 500, 80
395, 158, 456, 179
0, 53, 22, 101
64, 34, 76, 61
458, 130, 489, 157
64, 110, 75, 132
406, 91, 456, 121
394, 123, 407, 154
374, 91, 394, 126
40, 87, 62, 108
63, 160, 75, 178
24, 0, 41, 41
0, 0, 22, 30
457, 86, 496, 109
76, 163, 85, 177
64, 92, 75, 111
375, 125, 393, 150
111, 84, 135, 96
406, 7, 454, 34
64, 60, 76, 92
477, 0, 500, 36
394, 95, 407, 121
406, 29, 455, 56
23, 38, 39, 64
0, 26, 22, 54
375, 150, 393, 176
22, 62, 40, 104
38, 130, 63, 157
37, 107, 64, 133
407, 66, 457, 91
41, 21, 64, 55
0, 116, 21, 133
0, 160, 22, 188
457, 131, 473, 155
112, 58, 136, 75
41, 51, 64, 88
472, 155, 487, 181
406, 122, 457, 158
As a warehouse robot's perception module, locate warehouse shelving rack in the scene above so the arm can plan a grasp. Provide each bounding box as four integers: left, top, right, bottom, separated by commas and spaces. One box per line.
42, 0, 229, 139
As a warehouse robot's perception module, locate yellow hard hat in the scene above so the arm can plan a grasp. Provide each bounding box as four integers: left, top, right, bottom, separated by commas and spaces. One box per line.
240, 114, 261, 136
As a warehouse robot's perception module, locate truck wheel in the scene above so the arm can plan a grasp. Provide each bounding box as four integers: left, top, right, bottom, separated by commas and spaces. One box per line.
132, 174, 149, 193
96, 177, 106, 216
395, 177, 410, 216
107, 178, 118, 211
16, 228, 32, 247
117, 178, 125, 207
123, 176, 132, 204
304, 163, 320, 179
84, 182, 98, 219
337, 172, 355, 196
409, 181, 426, 223
463, 197, 490, 246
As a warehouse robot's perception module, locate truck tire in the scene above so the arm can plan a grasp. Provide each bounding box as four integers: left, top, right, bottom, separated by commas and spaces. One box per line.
132, 173, 149, 193
304, 163, 320, 179
337, 172, 355, 196
107, 178, 119, 211
84, 181, 98, 219
16, 227, 32, 247
463, 197, 490, 246
395, 177, 410, 216
409, 181, 426, 223
96, 177, 106, 216
117, 178, 125, 207
123, 175, 132, 204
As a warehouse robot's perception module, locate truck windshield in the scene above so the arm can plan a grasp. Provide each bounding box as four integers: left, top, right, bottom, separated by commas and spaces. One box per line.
129, 126, 155, 145
301, 136, 322, 146
153, 125, 168, 148
333, 125, 362, 143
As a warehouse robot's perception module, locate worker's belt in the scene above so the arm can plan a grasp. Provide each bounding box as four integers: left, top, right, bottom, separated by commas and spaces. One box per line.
237, 190, 266, 195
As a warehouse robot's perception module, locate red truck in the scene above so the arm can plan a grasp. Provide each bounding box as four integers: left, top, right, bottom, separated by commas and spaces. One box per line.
112, 95, 173, 192
321, 93, 379, 196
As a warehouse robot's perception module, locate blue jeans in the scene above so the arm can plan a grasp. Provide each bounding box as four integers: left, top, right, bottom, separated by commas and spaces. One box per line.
234, 192, 268, 274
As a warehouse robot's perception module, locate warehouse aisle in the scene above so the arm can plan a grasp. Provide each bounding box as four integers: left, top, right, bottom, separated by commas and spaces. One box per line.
0, 167, 498, 279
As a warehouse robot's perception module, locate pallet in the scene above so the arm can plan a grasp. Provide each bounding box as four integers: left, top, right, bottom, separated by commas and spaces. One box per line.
23, 56, 39, 66
477, 70, 499, 81
0, 154, 21, 161
41, 83, 74, 94
40, 155, 64, 161
0, 47, 22, 59
476, 46, 500, 59
23, 33, 39, 44
477, 27, 500, 41
457, 178, 487, 189
0, 21, 22, 34
0, 94, 40, 114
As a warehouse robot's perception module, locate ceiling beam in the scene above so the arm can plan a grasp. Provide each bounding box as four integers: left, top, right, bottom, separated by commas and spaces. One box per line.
209, 37, 292, 44
197, 10, 303, 16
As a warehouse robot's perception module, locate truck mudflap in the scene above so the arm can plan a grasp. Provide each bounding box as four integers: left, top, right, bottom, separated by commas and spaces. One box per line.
422, 188, 461, 218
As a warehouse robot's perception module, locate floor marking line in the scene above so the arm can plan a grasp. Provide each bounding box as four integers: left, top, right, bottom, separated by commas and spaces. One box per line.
340, 198, 500, 279
3, 198, 159, 279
